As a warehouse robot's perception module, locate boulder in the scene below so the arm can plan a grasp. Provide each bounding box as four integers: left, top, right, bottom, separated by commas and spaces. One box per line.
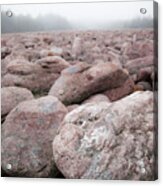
49, 62, 129, 105
2, 56, 70, 93
136, 81, 152, 91
136, 67, 153, 83
1, 86, 34, 119
72, 36, 83, 59
53, 91, 155, 180
122, 40, 153, 60
1, 47, 11, 59
1, 96, 68, 177
67, 104, 79, 112
82, 94, 110, 104
125, 56, 154, 76
107, 51, 122, 68
104, 78, 135, 101
40, 47, 63, 58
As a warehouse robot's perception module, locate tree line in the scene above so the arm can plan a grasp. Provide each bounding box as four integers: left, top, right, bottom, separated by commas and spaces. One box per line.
1, 11, 153, 33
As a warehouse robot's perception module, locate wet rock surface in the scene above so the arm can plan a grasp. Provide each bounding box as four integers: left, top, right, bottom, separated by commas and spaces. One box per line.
1, 96, 67, 177
53, 91, 155, 180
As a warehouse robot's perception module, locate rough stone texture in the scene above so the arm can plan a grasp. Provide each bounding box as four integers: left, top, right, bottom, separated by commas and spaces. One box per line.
67, 104, 79, 112
39, 47, 63, 58
2, 56, 70, 92
82, 94, 110, 104
124, 56, 154, 76
1, 86, 34, 118
1, 29, 157, 179
1, 96, 68, 177
49, 62, 129, 105
136, 82, 152, 91
1, 47, 11, 59
71, 36, 83, 59
122, 40, 153, 60
1, 30, 153, 65
53, 91, 155, 180
104, 78, 135, 101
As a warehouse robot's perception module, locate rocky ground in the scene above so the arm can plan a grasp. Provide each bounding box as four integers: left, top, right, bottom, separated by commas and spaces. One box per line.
1, 29, 157, 180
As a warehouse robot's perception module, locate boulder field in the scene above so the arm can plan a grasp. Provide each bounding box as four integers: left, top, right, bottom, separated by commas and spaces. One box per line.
1, 30, 157, 180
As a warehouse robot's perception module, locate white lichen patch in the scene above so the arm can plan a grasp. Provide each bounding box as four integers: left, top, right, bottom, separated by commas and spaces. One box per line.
78, 126, 109, 155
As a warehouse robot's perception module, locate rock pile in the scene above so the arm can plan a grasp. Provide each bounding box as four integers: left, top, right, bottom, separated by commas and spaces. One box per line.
2, 56, 69, 93
1, 30, 157, 180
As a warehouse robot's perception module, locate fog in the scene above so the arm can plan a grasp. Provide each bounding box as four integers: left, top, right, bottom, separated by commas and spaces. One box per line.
1, 1, 153, 33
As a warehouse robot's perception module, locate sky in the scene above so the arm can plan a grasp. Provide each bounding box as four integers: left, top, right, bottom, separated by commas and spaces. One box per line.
1, 1, 153, 24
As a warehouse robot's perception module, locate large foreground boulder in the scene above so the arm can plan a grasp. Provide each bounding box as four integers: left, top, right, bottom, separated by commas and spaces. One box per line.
1, 86, 34, 120
53, 91, 156, 180
49, 62, 129, 105
2, 56, 70, 93
1, 96, 67, 177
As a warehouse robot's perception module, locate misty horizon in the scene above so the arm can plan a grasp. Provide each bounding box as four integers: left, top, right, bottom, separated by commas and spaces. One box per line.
1, 1, 154, 33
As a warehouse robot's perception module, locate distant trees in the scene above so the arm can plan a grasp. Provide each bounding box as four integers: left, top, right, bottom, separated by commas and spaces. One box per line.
1, 11, 72, 33
123, 17, 153, 29
98, 17, 153, 30
1, 10, 153, 33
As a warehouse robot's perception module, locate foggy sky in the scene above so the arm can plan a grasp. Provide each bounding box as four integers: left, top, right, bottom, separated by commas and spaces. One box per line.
1, 1, 153, 25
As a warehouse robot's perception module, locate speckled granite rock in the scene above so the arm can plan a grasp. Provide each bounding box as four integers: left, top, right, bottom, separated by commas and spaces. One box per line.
49, 62, 128, 105
1, 86, 34, 119
1, 96, 67, 177
104, 78, 135, 101
53, 91, 155, 180
2, 56, 70, 92
82, 94, 110, 104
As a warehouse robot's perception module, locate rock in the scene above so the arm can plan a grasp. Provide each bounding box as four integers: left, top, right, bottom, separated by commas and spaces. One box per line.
6, 59, 37, 75
104, 78, 135, 101
24, 42, 35, 49
1, 96, 67, 177
40, 47, 63, 58
61, 50, 73, 61
122, 40, 153, 60
49, 62, 129, 105
67, 104, 79, 112
136, 81, 152, 91
72, 36, 83, 59
2, 56, 70, 93
53, 91, 155, 180
107, 51, 122, 68
36, 56, 69, 73
82, 94, 110, 104
1, 47, 11, 59
125, 56, 154, 75
136, 67, 153, 83
1, 86, 34, 119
